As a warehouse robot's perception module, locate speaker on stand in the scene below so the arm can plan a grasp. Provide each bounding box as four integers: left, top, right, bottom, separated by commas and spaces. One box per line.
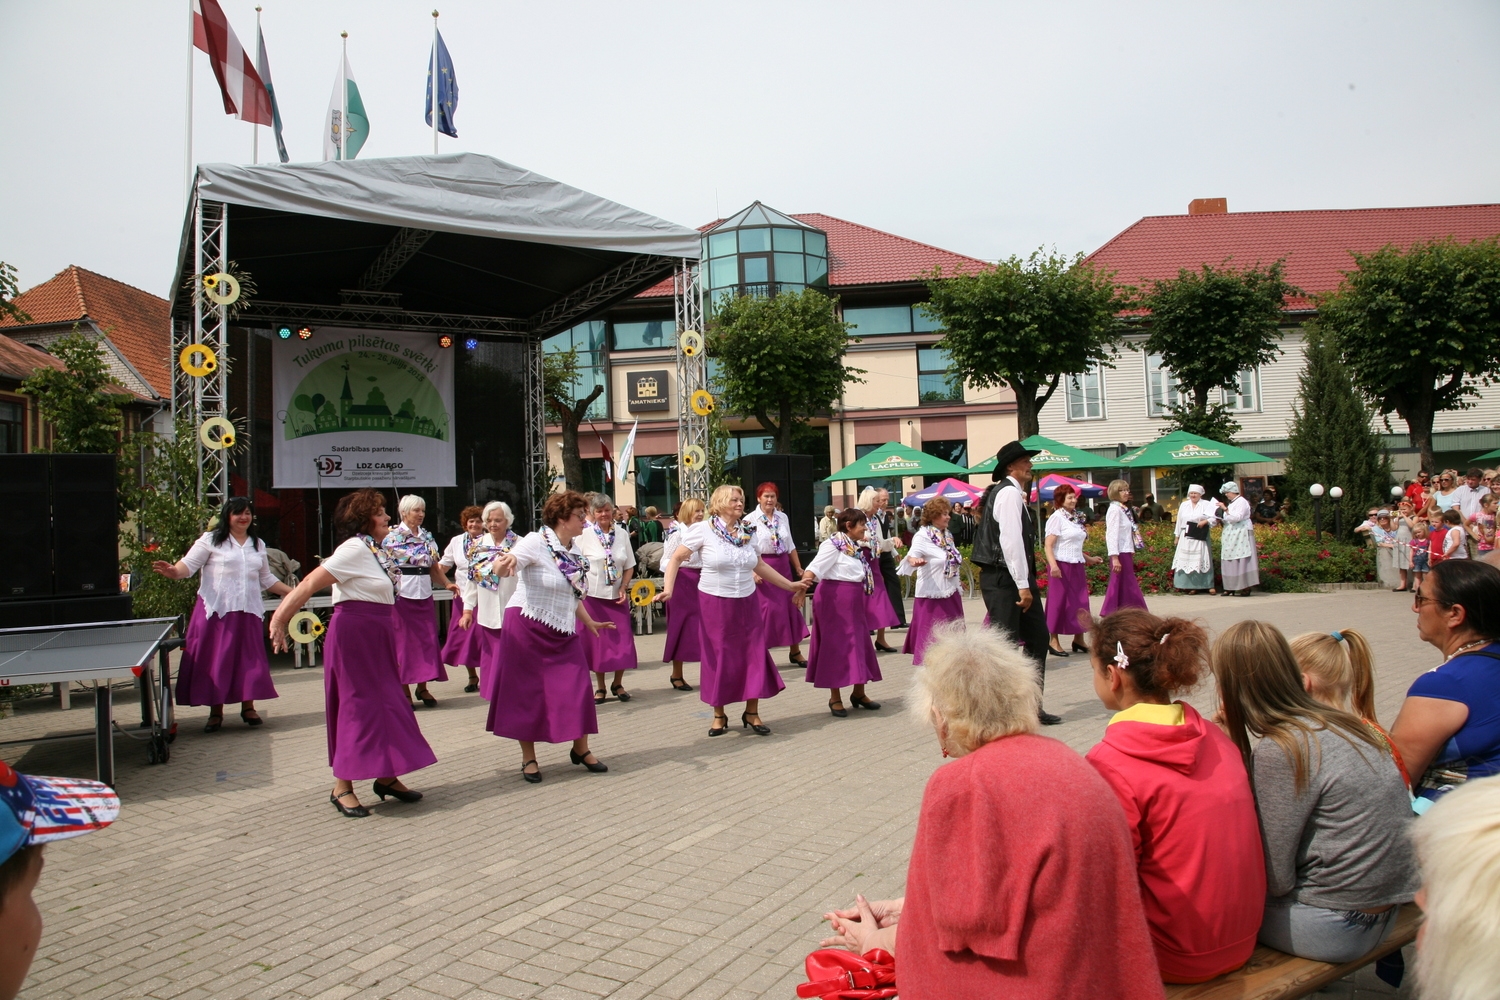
736, 454, 816, 563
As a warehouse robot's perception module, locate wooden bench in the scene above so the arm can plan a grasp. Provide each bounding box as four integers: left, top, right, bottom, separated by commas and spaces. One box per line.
1163, 903, 1421, 1000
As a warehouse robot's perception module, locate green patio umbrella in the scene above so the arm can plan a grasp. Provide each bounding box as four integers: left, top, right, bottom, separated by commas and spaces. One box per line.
1116, 430, 1273, 468
1471, 447, 1500, 463
824, 441, 970, 482
967, 435, 1119, 475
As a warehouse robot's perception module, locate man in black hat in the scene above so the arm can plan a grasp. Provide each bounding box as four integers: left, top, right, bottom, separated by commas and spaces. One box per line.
971, 440, 1060, 725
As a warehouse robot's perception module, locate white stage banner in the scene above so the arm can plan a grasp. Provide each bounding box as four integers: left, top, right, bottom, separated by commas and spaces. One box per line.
272, 330, 456, 489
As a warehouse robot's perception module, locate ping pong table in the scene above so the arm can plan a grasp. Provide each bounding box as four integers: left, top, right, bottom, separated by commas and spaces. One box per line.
0, 618, 179, 786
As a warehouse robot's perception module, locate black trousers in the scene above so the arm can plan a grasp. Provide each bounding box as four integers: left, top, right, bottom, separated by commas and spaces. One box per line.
979, 563, 1048, 693
878, 552, 907, 626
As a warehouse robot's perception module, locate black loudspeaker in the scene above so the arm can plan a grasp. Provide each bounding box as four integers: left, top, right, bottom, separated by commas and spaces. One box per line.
0, 594, 132, 629
0, 455, 52, 599
738, 454, 816, 560
52, 455, 120, 597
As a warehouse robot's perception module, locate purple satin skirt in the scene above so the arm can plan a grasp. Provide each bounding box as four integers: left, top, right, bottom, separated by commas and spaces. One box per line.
477, 624, 503, 701
582, 595, 638, 674
662, 567, 702, 663
393, 596, 447, 685
440, 598, 486, 669
758, 553, 810, 647
902, 591, 965, 666
806, 581, 882, 689
865, 571, 900, 630
485, 607, 597, 744
175, 598, 278, 707
1045, 561, 1093, 636
697, 591, 784, 707
323, 600, 437, 780
1101, 552, 1149, 616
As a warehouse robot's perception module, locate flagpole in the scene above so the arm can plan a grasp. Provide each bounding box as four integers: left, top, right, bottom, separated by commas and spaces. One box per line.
252, 6, 262, 164
340, 31, 348, 161
431, 11, 439, 155
185, 0, 195, 202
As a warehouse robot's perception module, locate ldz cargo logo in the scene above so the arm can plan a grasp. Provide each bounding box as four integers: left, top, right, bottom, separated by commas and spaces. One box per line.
356, 462, 405, 470
316, 455, 343, 478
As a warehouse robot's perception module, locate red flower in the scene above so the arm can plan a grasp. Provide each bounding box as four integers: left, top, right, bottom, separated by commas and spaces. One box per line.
1319, 549, 1332, 559
144, 543, 160, 553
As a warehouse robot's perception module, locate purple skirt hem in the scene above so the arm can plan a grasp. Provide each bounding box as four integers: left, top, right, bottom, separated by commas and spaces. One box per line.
582, 596, 639, 674
902, 591, 965, 666
325, 601, 437, 780
697, 592, 784, 706
486, 607, 598, 744
806, 581, 882, 688
662, 568, 702, 663
393, 596, 447, 684
440, 599, 486, 668
759, 554, 810, 647
1045, 562, 1093, 635
176, 599, 278, 706
1101, 552, 1149, 616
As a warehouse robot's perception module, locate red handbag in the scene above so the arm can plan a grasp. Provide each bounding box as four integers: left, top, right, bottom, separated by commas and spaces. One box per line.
796, 948, 897, 1000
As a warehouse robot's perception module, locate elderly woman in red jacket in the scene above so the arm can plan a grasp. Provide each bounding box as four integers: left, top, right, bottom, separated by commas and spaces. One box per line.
821, 622, 1166, 1000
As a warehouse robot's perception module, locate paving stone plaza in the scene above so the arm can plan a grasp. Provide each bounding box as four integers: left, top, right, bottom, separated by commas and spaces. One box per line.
5, 589, 1430, 1000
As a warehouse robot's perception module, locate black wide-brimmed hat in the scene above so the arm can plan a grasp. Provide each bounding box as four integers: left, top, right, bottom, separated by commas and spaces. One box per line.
993, 439, 1040, 475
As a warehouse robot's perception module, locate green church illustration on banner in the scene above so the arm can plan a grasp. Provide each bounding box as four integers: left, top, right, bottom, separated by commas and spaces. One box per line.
285, 353, 449, 441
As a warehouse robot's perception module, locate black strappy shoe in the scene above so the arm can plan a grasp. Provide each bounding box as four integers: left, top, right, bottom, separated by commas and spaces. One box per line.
330, 790, 369, 818
708, 713, 729, 737
521, 760, 542, 784
570, 748, 608, 773
670, 676, 693, 692
741, 712, 771, 736
594, 689, 608, 705
372, 780, 422, 803
611, 683, 631, 703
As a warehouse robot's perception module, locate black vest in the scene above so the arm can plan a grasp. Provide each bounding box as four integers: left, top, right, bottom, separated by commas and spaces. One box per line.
970, 480, 1036, 575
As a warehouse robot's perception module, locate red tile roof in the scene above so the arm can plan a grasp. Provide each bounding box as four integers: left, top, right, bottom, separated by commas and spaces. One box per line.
1087, 204, 1500, 311
0, 335, 64, 384
636, 212, 989, 298
1, 266, 171, 396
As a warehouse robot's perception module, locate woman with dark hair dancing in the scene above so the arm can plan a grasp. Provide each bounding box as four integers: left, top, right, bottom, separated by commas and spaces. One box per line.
800, 507, 882, 716
385, 494, 458, 708
440, 504, 486, 692
270, 489, 438, 817
746, 482, 809, 667
153, 497, 293, 732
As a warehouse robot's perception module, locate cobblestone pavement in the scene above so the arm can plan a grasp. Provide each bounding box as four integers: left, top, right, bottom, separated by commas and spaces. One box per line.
4, 588, 1430, 999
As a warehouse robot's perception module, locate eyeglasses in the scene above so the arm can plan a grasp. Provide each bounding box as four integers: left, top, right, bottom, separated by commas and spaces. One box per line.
1412, 593, 1451, 612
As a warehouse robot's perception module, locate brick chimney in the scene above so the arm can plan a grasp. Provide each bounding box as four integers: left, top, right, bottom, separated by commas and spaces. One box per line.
1189, 198, 1228, 216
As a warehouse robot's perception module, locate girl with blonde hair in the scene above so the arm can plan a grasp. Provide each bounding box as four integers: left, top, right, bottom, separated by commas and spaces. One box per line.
1289, 628, 1409, 788
1101, 479, 1148, 615
660, 498, 705, 692
1410, 776, 1500, 1000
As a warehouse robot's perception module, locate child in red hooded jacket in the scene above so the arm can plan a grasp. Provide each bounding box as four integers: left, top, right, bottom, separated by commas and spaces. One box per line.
1085, 608, 1266, 984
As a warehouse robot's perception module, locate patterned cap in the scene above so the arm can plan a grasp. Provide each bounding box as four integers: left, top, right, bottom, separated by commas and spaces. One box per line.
0, 760, 119, 865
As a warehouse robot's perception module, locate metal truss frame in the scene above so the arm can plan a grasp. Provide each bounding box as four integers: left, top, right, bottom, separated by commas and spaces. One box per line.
529, 253, 680, 338
172, 197, 231, 509
674, 260, 709, 501
522, 336, 548, 530
357, 228, 435, 291
240, 299, 527, 334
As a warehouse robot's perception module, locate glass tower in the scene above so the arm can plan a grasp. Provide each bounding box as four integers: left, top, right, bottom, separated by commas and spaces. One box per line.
702, 202, 829, 307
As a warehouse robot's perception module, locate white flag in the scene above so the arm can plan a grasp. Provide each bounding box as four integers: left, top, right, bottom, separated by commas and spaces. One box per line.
617, 419, 639, 480
322, 51, 369, 161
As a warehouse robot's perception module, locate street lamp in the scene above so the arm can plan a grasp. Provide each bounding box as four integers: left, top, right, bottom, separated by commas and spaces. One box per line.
1392, 486, 1406, 501
1329, 486, 1344, 538
1310, 483, 1325, 542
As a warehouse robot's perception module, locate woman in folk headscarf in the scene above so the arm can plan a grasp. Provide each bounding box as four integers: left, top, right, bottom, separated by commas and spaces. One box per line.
1217, 482, 1260, 597
1172, 484, 1221, 595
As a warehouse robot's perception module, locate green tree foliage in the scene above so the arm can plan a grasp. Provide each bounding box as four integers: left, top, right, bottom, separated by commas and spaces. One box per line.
1319, 237, 1500, 473
1, 261, 30, 324
542, 345, 605, 490
1161, 406, 1243, 496
120, 417, 216, 622
921, 250, 1124, 438
20, 327, 130, 454
707, 288, 863, 455
1282, 326, 1394, 531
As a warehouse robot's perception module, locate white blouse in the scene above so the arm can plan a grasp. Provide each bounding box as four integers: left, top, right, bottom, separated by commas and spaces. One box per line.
181, 531, 279, 618
662, 526, 702, 569
460, 532, 518, 630
899, 527, 961, 599
746, 507, 795, 557
680, 519, 760, 599
321, 536, 398, 605
805, 537, 869, 584
1174, 498, 1218, 538
505, 529, 585, 634
576, 522, 635, 601
1044, 510, 1088, 566
440, 533, 473, 584
1105, 502, 1137, 557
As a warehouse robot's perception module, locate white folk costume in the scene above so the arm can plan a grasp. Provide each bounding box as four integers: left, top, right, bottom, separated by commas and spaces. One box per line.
1218, 486, 1260, 592
1172, 489, 1218, 591
576, 520, 638, 676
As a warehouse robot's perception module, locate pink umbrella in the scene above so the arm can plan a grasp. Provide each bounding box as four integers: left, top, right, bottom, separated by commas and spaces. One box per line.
1030, 473, 1106, 502
901, 477, 985, 506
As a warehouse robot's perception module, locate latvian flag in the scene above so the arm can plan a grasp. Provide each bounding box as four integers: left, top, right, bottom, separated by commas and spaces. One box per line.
193, 0, 273, 126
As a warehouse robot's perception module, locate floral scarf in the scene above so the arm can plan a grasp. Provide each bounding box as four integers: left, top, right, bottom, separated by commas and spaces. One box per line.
831, 532, 875, 595
751, 508, 786, 554
466, 530, 518, 592
588, 520, 620, 585
711, 515, 753, 548
926, 526, 963, 579
383, 521, 437, 568
542, 526, 588, 600
357, 534, 401, 591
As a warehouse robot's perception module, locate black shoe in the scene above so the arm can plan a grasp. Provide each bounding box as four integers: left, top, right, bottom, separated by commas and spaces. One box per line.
204, 715, 223, 733
670, 676, 694, 692
521, 760, 542, 783
874, 642, 898, 654
570, 749, 608, 773
1038, 711, 1063, 726
594, 689, 608, 705
463, 683, 480, 693
330, 791, 369, 818
371, 780, 422, 803
708, 714, 729, 737
889, 623, 909, 630
789, 653, 808, 667
741, 712, 771, 735
611, 683, 631, 703
240, 709, 264, 727
417, 690, 437, 707
850, 696, 882, 711
829, 700, 848, 718
1047, 645, 1069, 658
1071, 641, 1089, 653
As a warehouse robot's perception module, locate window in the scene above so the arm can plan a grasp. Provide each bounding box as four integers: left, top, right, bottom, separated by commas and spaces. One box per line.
1065, 364, 1105, 421
611, 318, 674, 351
1145, 354, 1183, 417
912, 303, 943, 333
917, 347, 961, 404
633, 454, 679, 513
921, 439, 968, 486
544, 320, 607, 421
0, 400, 22, 453
845, 305, 913, 335
1222, 368, 1259, 411
699, 208, 828, 297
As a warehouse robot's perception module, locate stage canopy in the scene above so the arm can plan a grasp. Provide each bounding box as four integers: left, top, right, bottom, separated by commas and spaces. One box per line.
169, 152, 701, 335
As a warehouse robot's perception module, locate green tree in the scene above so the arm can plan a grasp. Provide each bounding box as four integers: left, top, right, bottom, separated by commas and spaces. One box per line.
1319, 237, 1500, 473
1, 261, 30, 324
922, 250, 1125, 438
707, 288, 863, 455
1282, 325, 1394, 531
20, 327, 130, 453
120, 417, 216, 622
543, 345, 605, 489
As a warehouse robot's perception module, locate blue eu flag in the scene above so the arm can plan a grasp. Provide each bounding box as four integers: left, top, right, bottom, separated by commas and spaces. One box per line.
425, 28, 458, 138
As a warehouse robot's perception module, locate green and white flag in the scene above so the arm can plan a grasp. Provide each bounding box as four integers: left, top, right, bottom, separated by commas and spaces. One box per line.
323, 50, 369, 160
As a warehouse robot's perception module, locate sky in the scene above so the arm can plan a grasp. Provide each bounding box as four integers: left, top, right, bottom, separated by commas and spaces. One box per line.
2, 1, 1498, 300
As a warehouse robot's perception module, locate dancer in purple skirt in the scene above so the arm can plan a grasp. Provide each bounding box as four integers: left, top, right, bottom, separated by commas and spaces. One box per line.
746, 483, 809, 667
270, 489, 437, 818
660, 498, 704, 692
658, 485, 808, 737
486, 490, 612, 784
800, 508, 881, 716
1101, 479, 1149, 615
439, 505, 486, 692
1043, 484, 1102, 656
384, 495, 458, 708
468, 502, 519, 702
858, 488, 901, 651
153, 496, 292, 732
898, 496, 967, 666
578, 494, 639, 704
